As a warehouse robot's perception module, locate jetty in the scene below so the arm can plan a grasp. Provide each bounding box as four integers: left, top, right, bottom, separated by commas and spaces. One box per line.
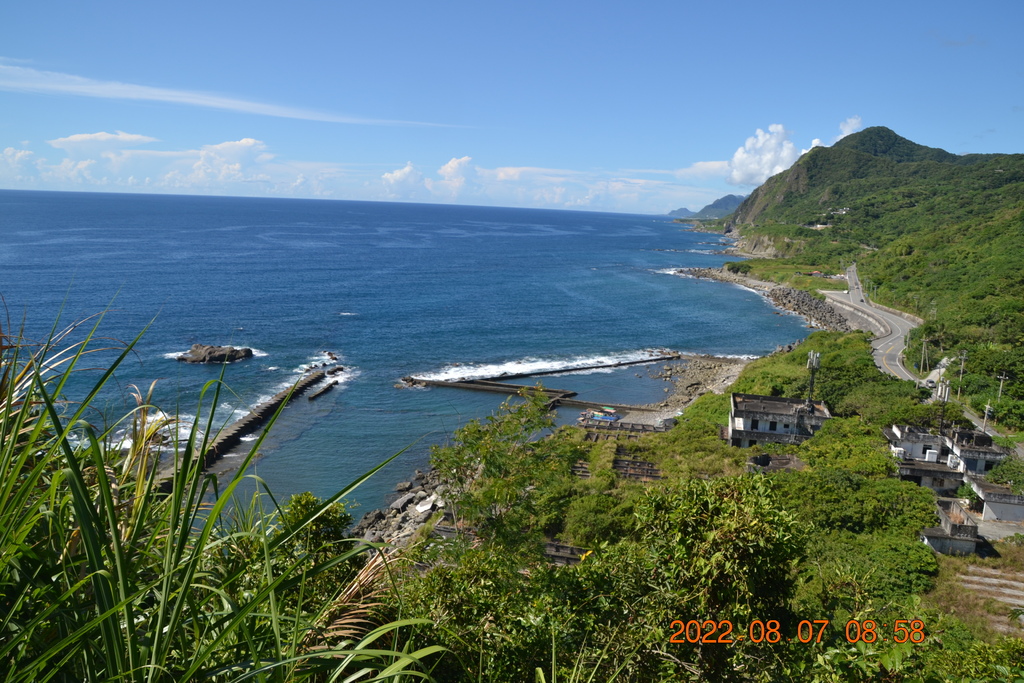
401, 351, 687, 413
156, 370, 328, 491
405, 376, 659, 413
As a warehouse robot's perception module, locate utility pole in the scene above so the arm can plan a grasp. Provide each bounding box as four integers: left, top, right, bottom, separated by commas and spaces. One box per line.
997, 372, 1009, 400
806, 351, 820, 410
982, 403, 992, 432
957, 350, 968, 399
937, 379, 950, 437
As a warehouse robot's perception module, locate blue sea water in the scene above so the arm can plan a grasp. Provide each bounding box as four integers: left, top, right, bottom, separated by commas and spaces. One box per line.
0, 189, 811, 511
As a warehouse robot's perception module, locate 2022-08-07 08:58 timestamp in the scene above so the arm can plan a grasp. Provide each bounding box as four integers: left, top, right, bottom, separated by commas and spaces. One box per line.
670, 619, 927, 645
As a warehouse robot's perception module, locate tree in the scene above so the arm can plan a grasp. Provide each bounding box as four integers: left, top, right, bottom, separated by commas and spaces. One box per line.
429, 386, 581, 545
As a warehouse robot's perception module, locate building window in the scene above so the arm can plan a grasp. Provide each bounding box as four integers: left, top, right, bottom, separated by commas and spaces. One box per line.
751, 419, 759, 430
769, 421, 777, 431
783, 423, 790, 431
748, 440, 757, 447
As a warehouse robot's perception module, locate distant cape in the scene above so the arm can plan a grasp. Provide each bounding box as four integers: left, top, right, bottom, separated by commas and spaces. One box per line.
668, 194, 747, 219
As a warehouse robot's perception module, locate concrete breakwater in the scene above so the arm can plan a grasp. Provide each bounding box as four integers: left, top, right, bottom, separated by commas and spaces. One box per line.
398, 352, 693, 415
156, 370, 329, 491
200, 370, 328, 467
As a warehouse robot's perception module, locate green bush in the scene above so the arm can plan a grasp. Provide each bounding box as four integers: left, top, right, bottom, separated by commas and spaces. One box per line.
0, 317, 436, 681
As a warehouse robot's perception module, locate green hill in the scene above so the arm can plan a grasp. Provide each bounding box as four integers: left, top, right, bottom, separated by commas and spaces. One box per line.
668, 193, 746, 219
729, 126, 1024, 427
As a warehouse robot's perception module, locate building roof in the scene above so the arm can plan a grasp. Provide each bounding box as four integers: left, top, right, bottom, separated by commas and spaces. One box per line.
889, 424, 942, 440
731, 393, 831, 418
949, 429, 1007, 455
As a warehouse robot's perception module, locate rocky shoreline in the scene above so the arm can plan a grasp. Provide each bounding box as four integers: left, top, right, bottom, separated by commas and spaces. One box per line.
350, 468, 447, 547
677, 267, 851, 332
631, 355, 752, 419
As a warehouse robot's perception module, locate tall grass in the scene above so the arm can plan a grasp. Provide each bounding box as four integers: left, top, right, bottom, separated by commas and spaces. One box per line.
0, 314, 441, 681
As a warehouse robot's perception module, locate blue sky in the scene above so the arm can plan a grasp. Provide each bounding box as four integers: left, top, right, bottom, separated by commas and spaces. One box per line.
1, 1, 1021, 214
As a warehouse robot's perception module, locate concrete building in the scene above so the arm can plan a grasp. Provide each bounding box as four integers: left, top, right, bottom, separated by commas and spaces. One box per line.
964, 474, 1024, 523
945, 429, 1008, 476
884, 425, 962, 495
920, 499, 981, 555
883, 424, 943, 462
728, 393, 831, 448
885, 424, 1023, 525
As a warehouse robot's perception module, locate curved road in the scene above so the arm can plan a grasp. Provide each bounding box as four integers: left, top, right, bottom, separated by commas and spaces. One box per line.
821, 264, 919, 381
824, 268, 1021, 453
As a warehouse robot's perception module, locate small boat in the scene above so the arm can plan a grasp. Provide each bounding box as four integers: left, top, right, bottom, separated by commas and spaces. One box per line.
580, 408, 620, 422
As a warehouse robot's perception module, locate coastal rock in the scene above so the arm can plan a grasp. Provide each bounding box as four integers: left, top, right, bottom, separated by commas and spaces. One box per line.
390, 492, 417, 511
177, 344, 254, 364
678, 268, 851, 332
349, 467, 448, 549
766, 288, 851, 332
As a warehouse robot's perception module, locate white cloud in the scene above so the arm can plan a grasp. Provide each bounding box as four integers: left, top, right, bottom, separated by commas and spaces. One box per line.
39, 158, 97, 184
727, 124, 800, 186
48, 130, 158, 158
3, 127, 770, 213
2, 146, 34, 167
0, 147, 36, 183
425, 156, 474, 199
673, 160, 730, 180
381, 162, 425, 199
162, 138, 272, 186
837, 115, 863, 140
0, 64, 446, 127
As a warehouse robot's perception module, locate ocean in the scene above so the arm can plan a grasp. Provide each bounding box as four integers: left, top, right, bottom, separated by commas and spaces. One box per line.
0, 189, 811, 511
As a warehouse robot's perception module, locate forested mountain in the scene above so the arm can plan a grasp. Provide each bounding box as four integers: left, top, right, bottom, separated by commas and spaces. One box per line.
668, 193, 746, 219
728, 126, 1024, 427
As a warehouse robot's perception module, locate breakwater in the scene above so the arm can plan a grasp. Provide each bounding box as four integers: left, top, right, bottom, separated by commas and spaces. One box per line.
201, 370, 327, 466
403, 376, 660, 413
399, 352, 687, 414
156, 370, 328, 491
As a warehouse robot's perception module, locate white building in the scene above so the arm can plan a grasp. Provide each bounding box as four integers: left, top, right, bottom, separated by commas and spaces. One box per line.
728, 393, 831, 448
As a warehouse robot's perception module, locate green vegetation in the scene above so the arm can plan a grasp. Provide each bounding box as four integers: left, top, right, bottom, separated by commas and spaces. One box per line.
8, 314, 1021, 680
988, 456, 1024, 495
386, 333, 1023, 680
727, 126, 1024, 431
0, 318, 438, 681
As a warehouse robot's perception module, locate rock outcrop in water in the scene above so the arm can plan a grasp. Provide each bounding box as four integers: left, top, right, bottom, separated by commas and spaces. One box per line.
177, 344, 254, 364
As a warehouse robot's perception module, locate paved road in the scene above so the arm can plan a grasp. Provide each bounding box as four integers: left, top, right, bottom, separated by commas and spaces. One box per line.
821, 264, 919, 381
824, 267, 1024, 456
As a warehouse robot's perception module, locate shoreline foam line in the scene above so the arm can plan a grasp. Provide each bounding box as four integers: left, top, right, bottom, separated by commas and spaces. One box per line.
407, 351, 685, 384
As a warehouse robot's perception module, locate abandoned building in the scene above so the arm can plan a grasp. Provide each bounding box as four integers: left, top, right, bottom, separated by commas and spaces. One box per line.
946, 429, 1009, 476
884, 424, 962, 495
885, 423, 1024, 523
728, 393, 831, 448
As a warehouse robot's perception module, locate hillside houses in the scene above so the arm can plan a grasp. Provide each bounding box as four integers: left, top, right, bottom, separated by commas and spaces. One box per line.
885, 424, 1024, 523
